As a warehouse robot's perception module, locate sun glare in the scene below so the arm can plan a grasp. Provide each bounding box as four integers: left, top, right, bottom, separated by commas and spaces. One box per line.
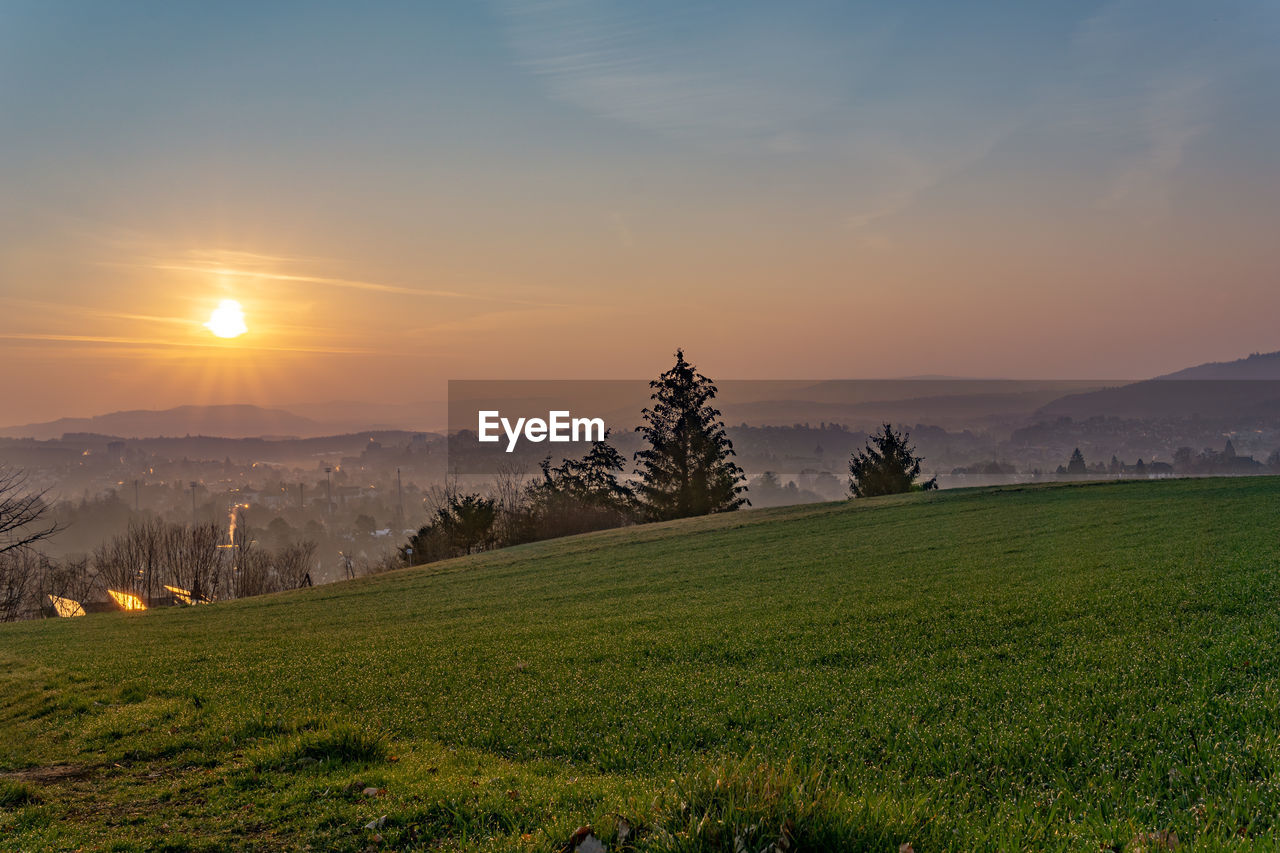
205, 299, 248, 338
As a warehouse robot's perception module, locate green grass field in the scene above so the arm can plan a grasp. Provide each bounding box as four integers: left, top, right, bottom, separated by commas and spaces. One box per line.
4, 477, 1280, 851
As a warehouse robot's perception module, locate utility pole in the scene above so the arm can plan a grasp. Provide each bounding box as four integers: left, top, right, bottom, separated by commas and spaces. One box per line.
134, 479, 139, 513
298, 482, 304, 509
324, 466, 333, 518
190, 481, 198, 525
396, 467, 404, 529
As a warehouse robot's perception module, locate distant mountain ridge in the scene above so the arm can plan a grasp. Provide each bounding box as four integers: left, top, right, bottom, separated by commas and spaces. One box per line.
6, 351, 1277, 439
1038, 350, 1280, 420
0, 405, 328, 440
1156, 351, 1280, 381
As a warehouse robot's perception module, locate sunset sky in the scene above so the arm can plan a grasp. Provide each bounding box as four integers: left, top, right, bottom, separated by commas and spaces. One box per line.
2, 0, 1278, 423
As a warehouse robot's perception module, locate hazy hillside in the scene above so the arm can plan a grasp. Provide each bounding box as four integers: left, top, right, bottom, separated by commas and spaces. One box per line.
283, 399, 448, 434
7, 352, 1274, 443
0, 404, 329, 440
1038, 350, 1280, 420
1156, 350, 1280, 380
3, 478, 1279, 850
448, 380, 1110, 434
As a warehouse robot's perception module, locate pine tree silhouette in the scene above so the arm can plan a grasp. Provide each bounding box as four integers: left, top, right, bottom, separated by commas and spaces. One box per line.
634, 349, 747, 520
848, 423, 936, 497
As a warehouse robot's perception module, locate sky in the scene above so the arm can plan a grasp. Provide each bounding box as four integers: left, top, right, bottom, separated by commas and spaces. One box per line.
1, 0, 1278, 422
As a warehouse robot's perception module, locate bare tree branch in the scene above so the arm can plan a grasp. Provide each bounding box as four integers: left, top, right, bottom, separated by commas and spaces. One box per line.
0, 467, 59, 556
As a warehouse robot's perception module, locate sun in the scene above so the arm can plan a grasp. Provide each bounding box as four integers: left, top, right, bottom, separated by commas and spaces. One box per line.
205, 299, 248, 338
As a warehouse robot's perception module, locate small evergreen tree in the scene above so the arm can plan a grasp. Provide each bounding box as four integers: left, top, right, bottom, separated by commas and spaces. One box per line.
524, 438, 636, 538
542, 439, 634, 514
407, 493, 496, 558
848, 423, 937, 498
634, 349, 747, 520
1066, 447, 1087, 475
442, 493, 497, 554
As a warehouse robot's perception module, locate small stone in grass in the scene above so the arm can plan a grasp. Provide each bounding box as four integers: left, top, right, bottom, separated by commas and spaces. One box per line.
558, 825, 593, 852
577, 835, 605, 853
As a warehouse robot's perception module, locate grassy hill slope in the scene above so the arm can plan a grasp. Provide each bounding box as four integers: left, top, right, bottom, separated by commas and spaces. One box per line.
3, 478, 1280, 851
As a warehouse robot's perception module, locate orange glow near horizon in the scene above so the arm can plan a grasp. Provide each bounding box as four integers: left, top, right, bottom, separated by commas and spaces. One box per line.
3, 3, 1279, 424
0, 225, 1275, 427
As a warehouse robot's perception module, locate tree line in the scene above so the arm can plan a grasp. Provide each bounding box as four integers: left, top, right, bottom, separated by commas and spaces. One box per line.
0, 511, 316, 621
1, 349, 938, 614
397, 350, 934, 566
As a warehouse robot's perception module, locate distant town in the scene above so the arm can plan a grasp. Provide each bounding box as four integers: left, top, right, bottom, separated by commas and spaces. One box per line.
4, 398, 1278, 582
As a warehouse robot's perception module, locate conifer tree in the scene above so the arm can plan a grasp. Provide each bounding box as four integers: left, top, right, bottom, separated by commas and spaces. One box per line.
634, 350, 747, 520
525, 437, 635, 534
848, 423, 937, 498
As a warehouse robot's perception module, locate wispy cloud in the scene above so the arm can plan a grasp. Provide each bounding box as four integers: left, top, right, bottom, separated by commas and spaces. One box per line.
0, 296, 388, 345
75, 241, 574, 308
0, 331, 377, 355
143, 263, 487, 301
1098, 75, 1208, 213
496, 1, 1017, 237
0, 296, 200, 329
840, 124, 1012, 241
113, 257, 561, 308
495, 0, 842, 143
1061, 0, 1256, 215
411, 303, 615, 337
609, 212, 634, 249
